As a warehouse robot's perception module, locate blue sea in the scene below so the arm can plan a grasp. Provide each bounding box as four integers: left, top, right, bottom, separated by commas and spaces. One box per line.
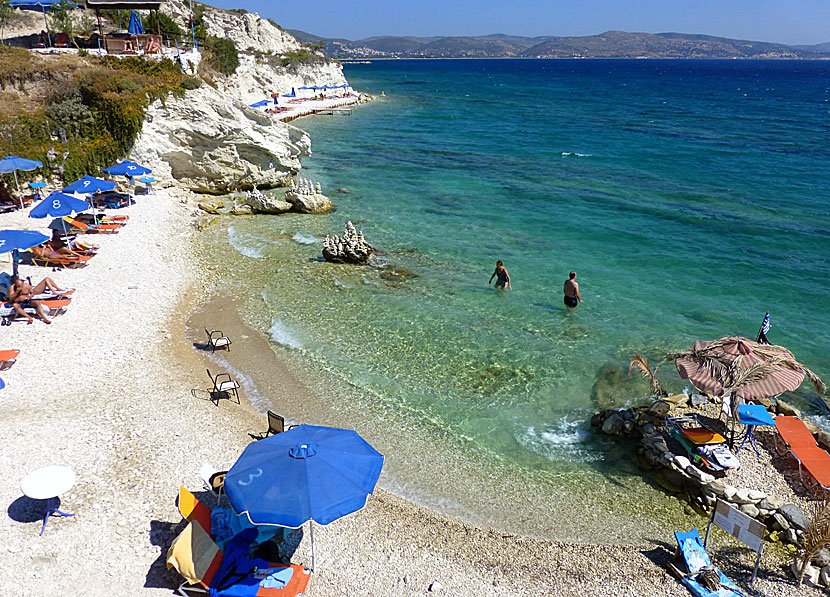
222, 59, 830, 541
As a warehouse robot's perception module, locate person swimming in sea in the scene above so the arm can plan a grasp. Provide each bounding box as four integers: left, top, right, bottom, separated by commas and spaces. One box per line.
488, 260, 511, 290
563, 271, 582, 308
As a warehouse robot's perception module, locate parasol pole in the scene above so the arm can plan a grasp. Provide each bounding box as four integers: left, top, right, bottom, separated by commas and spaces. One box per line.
309, 520, 315, 572
12, 171, 23, 209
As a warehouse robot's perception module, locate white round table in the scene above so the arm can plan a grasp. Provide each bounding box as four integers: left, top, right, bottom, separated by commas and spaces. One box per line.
20, 465, 75, 535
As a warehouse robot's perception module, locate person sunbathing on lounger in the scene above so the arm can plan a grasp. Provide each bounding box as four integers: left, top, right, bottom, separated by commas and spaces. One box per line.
47, 231, 81, 258
31, 242, 83, 261
10, 275, 65, 298
8, 276, 54, 324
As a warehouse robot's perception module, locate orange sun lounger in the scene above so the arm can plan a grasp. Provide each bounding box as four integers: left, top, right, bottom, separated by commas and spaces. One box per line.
29, 252, 93, 268
775, 416, 830, 490
61, 216, 121, 234
0, 349, 19, 370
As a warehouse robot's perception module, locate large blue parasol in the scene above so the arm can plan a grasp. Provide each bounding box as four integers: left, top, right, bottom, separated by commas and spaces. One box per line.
102, 160, 151, 177
0, 229, 50, 276
30, 191, 90, 219
0, 156, 43, 208
225, 424, 383, 570
63, 175, 116, 195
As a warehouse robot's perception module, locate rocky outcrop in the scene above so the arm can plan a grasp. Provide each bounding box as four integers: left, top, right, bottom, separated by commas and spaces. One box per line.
143, 1, 351, 193
283, 177, 334, 214
129, 84, 310, 193
201, 8, 305, 54
242, 187, 292, 214
323, 222, 373, 264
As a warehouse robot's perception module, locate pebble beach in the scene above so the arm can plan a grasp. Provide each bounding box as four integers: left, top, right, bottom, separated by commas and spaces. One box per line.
0, 188, 820, 596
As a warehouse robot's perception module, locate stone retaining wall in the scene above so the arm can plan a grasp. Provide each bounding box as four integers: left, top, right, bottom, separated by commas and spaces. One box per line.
592, 400, 830, 586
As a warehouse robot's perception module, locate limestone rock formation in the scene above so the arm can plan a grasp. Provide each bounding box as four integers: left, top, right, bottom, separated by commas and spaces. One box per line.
323, 222, 374, 264
129, 84, 310, 194
242, 186, 292, 214
284, 177, 335, 214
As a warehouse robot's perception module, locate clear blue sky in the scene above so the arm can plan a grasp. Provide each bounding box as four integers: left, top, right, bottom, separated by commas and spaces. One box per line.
208, 0, 830, 45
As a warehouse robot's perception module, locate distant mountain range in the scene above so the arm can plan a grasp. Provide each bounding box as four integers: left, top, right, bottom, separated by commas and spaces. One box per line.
288, 30, 830, 60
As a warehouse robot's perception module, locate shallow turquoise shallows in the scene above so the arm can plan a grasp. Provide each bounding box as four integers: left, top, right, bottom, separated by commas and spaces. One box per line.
226, 59, 830, 541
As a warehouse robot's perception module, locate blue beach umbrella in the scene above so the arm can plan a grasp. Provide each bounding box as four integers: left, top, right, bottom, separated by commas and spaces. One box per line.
225, 424, 384, 570
63, 175, 116, 195
102, 160, 151, 177
249, 99, 271, 108
27, 181, 47, 201
30, 191, 90, 219
0, 377, 5, 390
0, 156, 43, 208
0, 229, 50, 276
127, 10, 144, 35
8, 0, 77, 47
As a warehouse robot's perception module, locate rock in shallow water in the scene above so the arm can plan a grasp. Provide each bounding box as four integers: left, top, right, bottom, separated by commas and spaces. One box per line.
323, 221, 374, 264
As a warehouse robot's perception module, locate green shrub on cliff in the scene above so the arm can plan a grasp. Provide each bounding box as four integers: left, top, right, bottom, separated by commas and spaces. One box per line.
273, 49, 332, 70
203, 36, 239, 75
0, 52, 198, 182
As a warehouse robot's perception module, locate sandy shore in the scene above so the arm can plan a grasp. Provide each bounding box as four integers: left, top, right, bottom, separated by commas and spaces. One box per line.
0, 186, 814, 596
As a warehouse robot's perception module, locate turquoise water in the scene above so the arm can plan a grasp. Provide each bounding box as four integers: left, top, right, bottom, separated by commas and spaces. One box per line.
225, 59, 830, 539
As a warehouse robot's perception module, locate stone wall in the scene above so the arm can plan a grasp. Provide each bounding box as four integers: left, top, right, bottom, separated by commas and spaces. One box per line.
592, 400, 830, 587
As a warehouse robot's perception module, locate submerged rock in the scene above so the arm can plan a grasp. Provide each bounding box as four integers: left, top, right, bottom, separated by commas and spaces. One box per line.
591, 364, 633, 410
323, 221, 373, 264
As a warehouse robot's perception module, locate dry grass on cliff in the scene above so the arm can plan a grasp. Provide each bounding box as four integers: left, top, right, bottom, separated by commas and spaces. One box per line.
0, 48, 88, 117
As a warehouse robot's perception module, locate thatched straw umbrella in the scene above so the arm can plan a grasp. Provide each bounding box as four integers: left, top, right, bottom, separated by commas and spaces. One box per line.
666, 336, 825, 445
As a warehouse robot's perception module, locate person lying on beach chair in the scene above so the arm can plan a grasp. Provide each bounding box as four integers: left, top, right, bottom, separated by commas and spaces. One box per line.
9, 275, 66, 299
29, 243, 92, 266
45, 231, 82, 258
10, 300, 50, 324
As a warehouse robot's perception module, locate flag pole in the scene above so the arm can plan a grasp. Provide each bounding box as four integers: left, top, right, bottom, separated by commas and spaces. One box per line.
756, 311, 769, 344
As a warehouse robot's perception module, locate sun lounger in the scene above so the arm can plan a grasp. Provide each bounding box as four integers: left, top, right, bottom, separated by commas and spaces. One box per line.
0, 349, 19, 371
60, 217, 120, 234
668, 423, 739, 473
0, 298, 69, 324
167, 521, 311, 597
775, 416, 830, 490
668, 416, 726, 445
668, 529, 746, 597
28, 252, 93, 268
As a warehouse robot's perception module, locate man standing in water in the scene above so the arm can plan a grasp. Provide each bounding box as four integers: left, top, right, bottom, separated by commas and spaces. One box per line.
488, 260, 511, 290
563, 271, 582, 308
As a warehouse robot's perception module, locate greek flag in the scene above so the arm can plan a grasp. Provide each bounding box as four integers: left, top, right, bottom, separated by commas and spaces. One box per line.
761, 312, 771, 335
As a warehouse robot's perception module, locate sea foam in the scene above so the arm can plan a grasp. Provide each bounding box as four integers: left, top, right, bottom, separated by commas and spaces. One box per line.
291, 232, 318, 245
267, 319, 303, 349
517, 417, 602, 463
227, 225, 268, 259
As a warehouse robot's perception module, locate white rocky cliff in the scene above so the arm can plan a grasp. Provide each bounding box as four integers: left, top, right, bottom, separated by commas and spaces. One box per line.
130, 84, 310, 193
130, 1, 349, 193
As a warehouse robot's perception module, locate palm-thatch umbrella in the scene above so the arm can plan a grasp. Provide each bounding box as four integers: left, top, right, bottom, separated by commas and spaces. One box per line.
667, 336, 825, 445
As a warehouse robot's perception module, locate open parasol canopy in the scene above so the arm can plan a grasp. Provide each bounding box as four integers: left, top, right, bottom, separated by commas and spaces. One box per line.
224, 424, 383, 570
668, 336, 825, 400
